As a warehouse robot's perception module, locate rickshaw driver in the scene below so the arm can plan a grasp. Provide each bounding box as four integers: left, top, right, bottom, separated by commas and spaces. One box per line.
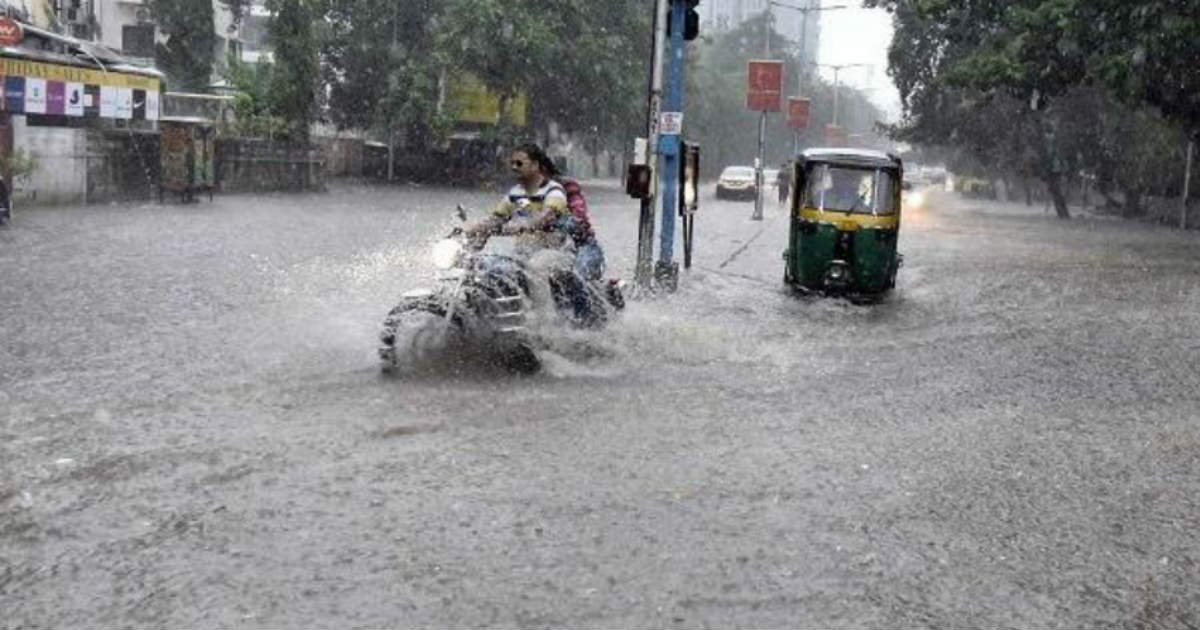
821, 168, 874, 212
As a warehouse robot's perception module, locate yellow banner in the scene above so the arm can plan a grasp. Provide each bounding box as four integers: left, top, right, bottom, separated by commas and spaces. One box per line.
0, 57, 160, 91
446, 73, 527, 127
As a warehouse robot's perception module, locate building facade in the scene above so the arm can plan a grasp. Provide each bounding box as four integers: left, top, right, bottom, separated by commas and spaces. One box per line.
1, 0, 165, 204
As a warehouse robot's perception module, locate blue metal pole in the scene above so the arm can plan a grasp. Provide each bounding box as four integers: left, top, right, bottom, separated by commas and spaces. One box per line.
657, 0, 686, 270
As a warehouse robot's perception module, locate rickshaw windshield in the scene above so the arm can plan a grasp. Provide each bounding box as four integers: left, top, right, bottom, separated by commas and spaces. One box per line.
804, 164, 898, 215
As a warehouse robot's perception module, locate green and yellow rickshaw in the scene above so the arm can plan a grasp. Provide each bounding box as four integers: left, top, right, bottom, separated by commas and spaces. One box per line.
783, 148, 903, 298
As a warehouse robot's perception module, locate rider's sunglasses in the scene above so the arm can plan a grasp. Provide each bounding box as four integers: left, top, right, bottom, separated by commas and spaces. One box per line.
510, 159, 526, 168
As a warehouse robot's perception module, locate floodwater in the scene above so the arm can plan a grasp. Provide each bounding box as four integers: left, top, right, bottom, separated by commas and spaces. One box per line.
2, 181, 1198, 627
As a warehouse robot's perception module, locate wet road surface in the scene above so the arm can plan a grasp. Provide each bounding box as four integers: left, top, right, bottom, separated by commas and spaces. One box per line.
2, 182, 1199, 627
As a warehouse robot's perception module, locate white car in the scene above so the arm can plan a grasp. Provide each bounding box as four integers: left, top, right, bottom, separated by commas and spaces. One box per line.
716, 166, 759, 200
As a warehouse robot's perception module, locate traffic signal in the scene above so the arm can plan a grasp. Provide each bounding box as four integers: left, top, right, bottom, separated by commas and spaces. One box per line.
684, 0, 700, 41
668, 0, 701, 41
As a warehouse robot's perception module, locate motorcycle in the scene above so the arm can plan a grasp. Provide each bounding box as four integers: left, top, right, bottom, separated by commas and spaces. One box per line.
379, 207, 624, 374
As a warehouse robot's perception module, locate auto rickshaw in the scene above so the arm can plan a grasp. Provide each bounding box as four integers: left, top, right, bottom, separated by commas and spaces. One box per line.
783, 148, 903, 299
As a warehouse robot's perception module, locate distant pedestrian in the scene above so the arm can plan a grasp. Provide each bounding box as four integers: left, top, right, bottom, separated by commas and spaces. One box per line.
0, 178, 10, 226
777, 162, 790, 206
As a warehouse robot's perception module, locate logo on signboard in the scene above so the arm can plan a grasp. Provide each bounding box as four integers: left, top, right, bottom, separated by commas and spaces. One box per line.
0, 17, 23, 47
787, 97, 811, 130
746, 60, 784, 112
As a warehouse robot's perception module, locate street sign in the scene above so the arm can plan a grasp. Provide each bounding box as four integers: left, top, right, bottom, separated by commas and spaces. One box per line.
787, 97, 811, 130
824, 123, 847, 147
0, 18, 24, 47
659, 111, 683, 135
746, 60, 784, 112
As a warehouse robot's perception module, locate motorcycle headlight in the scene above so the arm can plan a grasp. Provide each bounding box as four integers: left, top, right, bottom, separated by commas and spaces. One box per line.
432, 239, 463, 270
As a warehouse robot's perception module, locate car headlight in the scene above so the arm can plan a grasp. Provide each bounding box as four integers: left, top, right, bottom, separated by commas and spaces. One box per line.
906, 190, 926, 208
432, 239, 463, 270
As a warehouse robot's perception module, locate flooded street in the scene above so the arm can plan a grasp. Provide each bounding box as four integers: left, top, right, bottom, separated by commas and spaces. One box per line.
3, 183, 1199, 627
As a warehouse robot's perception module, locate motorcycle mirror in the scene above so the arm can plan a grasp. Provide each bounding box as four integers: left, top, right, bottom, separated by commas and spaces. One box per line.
455, 205, 468, 222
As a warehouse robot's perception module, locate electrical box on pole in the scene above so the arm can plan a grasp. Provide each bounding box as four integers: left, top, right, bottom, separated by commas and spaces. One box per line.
680, 142, 700, 270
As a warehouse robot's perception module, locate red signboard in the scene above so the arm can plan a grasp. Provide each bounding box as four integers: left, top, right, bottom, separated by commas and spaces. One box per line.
0, 17, 23, 47
787, 97, 811, 130
746, 60, 784, 112
824, 124, 847, 147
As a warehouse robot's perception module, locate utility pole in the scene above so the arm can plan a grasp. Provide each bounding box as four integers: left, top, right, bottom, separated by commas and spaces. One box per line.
634, 0, 699, 291
768, 1, 848, 155
635, 0, 670, 289
655, 0, 688, 288
813, 62, 869, 128
752, 6, 774, 222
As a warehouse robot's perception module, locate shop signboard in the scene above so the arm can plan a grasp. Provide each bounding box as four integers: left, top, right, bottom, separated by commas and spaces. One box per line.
0, 56, 160, 121
65, 82, 84, 117
24, 77, 45, 114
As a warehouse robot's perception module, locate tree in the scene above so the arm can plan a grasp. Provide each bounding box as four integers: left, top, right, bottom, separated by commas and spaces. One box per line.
685, 13, 886, 177
224, 56, 286, 139
434, 0, 651, 145
264, 0, 321, 141
220, 0, 252, 26
323, 0, 449, 178
866, 0, 1200, 218
1073, 1, 1200, 136
147, 0, 216, 91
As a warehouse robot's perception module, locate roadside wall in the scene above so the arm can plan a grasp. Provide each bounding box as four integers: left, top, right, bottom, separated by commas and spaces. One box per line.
13, 118, 87, 205
316, 137, 364, 178
216, 139, 325, 193
85, 130, 161, 203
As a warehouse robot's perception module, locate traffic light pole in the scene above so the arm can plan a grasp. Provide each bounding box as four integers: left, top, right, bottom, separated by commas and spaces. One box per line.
635, 0, 670, 289
655, 0, 688, 287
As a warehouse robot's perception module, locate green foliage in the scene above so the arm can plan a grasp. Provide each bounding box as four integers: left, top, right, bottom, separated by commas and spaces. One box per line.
1073, 1, 1200, 135
264, 0, 321, 141
224, 56, 287, 139
865, 0, 1197, 218
147, 0, 217, 91
0, 148, 38, 186
434, 0, 651, 145
322, 0, 449, 147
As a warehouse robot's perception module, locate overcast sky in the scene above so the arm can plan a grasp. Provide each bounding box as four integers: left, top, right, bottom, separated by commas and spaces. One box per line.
815, 2, 902, 120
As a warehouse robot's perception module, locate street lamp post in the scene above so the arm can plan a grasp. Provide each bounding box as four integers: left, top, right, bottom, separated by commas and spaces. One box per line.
768, 1, 848, 155
815, 62, 870, 128
768, 1, 848, 89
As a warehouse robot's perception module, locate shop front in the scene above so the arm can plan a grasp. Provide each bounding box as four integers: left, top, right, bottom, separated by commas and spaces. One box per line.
0, 16, 163, 205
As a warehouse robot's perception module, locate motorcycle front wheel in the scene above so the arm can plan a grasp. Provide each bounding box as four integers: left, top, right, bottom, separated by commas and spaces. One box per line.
379, 307, 454, 374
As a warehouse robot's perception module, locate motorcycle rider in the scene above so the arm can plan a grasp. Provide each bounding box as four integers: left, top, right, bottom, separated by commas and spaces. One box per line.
466, 143, 569, 247
466, 143, 600, 323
